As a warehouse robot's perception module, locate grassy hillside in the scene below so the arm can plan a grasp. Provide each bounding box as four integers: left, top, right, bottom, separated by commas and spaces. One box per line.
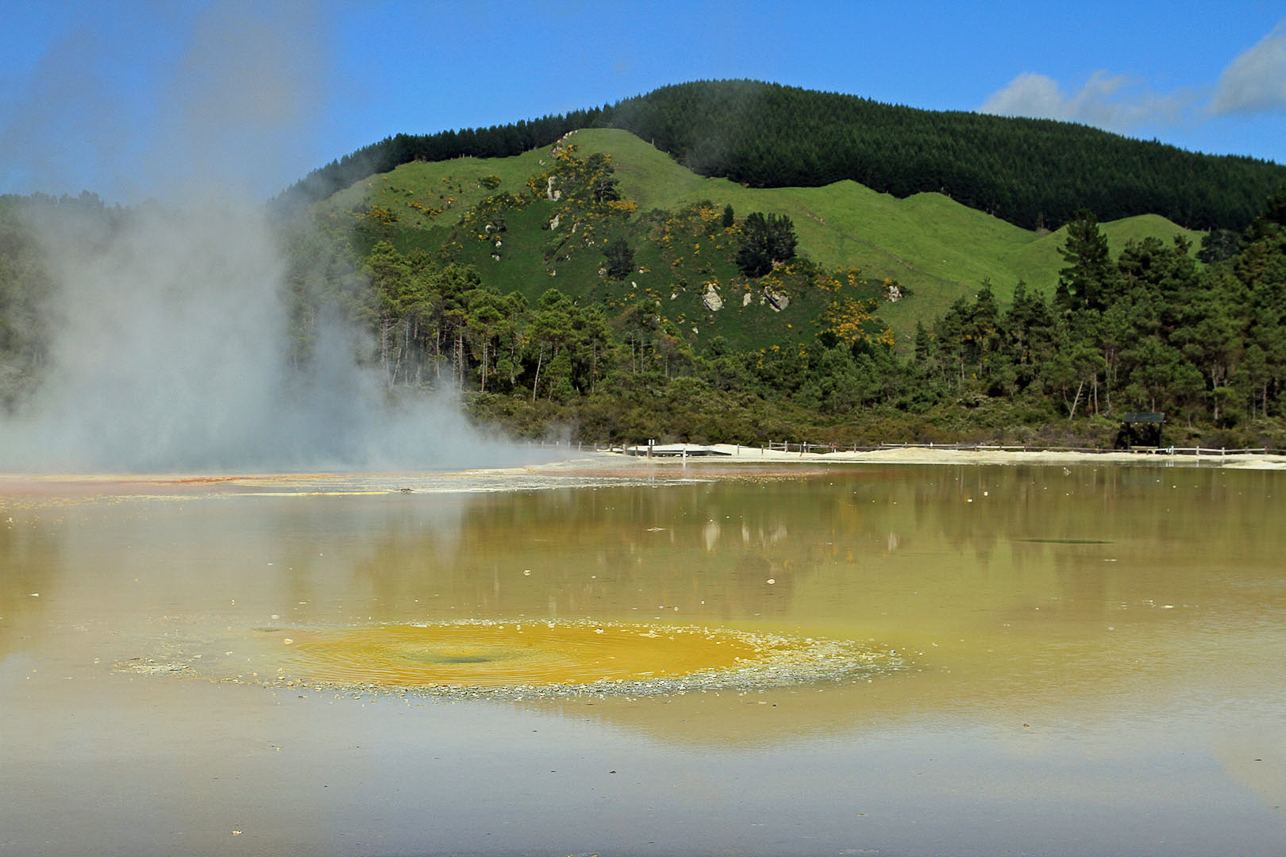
284, 80, 1286, 234
1006, 214, 1200, 292
318, 128, 1203, 350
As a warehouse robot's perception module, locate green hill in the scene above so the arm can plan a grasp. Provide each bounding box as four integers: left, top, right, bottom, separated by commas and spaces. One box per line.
318, 128, 1203, 350
284, 80, 1286, 234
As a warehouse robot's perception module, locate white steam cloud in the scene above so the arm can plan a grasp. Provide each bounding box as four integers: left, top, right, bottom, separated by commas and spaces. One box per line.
3, 202, 529, 472
0, 1, 544, 472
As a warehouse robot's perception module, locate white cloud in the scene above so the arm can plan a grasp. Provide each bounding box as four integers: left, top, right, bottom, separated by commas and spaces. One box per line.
1210, 19, 1286, 115
980, 70, 1188, 132
979, 72, 1067, 118
981, 19, 1286, 136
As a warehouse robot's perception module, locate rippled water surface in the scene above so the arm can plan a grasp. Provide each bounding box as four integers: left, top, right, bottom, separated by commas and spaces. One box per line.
2, 463, 1285, 856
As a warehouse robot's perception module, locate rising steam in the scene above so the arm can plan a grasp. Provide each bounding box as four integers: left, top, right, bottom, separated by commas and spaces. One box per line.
3, 201, 540, 472
0, 1, 542, 472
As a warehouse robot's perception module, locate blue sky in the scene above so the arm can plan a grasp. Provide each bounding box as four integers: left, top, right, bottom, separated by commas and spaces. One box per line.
2, 0, 1284, 203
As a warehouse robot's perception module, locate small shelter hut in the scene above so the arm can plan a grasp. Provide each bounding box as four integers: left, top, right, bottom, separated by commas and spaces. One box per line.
1117, 412, 1165, 450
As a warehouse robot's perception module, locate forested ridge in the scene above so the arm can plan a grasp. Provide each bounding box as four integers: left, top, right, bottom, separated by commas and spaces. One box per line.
280, 80, 1286, 233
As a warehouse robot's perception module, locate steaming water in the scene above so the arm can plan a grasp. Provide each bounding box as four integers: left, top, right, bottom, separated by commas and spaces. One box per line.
1, 201, 540, 472
3, 464, 1285, 856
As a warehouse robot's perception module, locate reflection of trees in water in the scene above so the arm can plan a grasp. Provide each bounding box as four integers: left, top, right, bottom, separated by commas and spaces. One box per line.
325, 471, 1134, 622
912, 465, 1281, 624
208, 467, 1284, 630
329, 481, 888, 621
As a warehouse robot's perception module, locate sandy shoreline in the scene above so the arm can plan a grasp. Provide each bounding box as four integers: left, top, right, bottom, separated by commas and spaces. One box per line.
2, 444, 1283, 500
540, 442, 1286, 470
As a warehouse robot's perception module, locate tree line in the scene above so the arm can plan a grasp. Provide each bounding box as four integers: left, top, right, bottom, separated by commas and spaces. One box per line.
274, 180, 1286, 450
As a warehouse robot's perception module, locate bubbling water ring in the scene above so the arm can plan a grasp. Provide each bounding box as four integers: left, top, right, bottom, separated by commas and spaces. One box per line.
255, 620, 906, 698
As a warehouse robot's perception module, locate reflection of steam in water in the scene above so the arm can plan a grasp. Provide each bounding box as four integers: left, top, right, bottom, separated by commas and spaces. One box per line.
123, 620, 905, 700
0, 512, 62, 658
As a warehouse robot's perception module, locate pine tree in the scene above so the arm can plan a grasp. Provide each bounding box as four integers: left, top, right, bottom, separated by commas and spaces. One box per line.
1057, 210, 1115, 311
736, 212, 797, 277
603, 238, 634, 280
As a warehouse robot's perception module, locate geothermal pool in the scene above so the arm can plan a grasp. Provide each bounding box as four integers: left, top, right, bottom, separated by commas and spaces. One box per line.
2, 464, 1284, 856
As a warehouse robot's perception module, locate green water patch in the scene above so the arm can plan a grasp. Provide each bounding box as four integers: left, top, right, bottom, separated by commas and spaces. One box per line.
1019, 538, 1114, 544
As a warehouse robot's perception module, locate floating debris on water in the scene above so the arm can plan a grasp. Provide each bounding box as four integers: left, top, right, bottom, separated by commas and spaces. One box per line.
115, 657, 196, 676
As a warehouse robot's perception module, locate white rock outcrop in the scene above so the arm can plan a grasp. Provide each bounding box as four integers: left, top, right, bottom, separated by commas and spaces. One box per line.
765, 289, 789, 311
703, 285, 723, 312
